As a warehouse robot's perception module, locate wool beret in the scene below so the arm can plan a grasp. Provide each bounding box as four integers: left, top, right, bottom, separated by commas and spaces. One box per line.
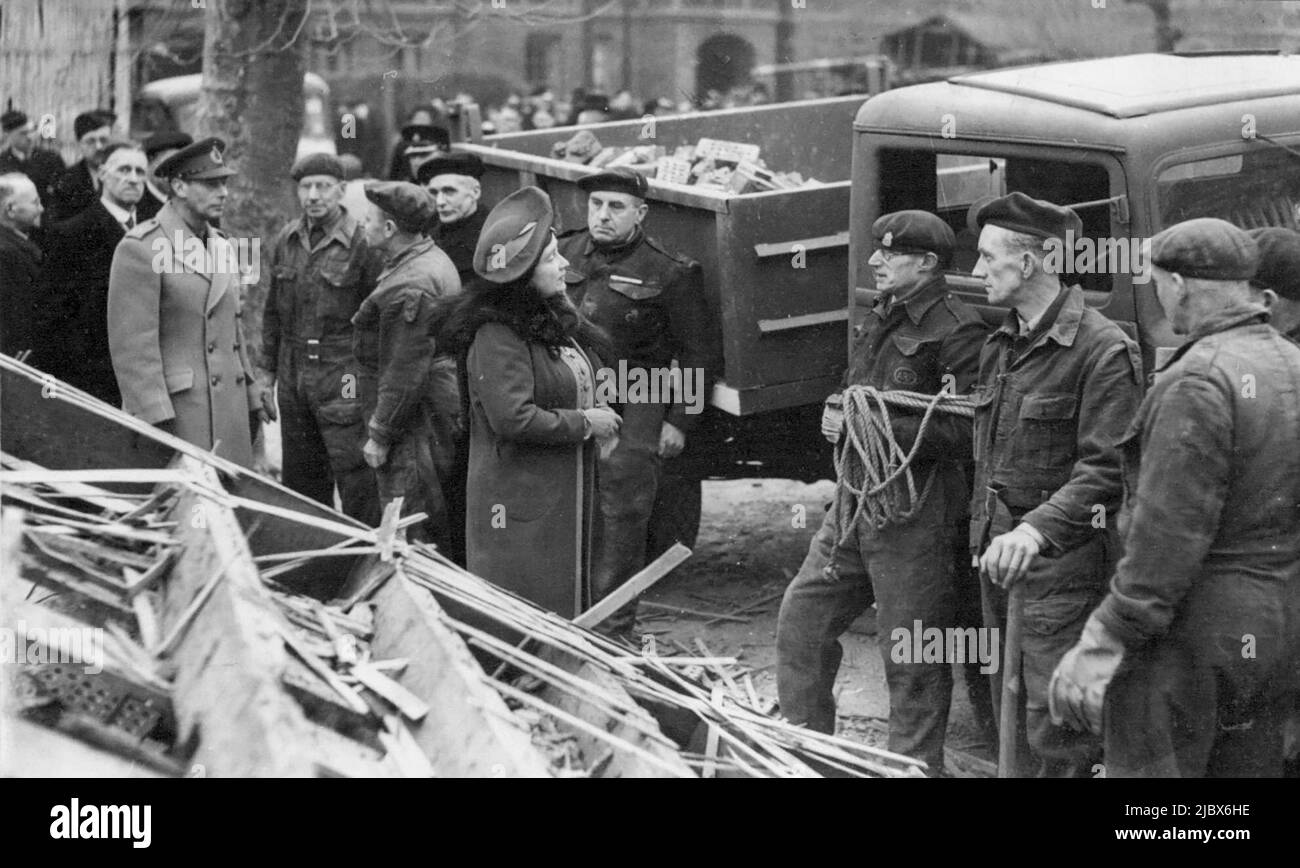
156, 136, 236, 181
416, 151, 485, 185
1150, 218, 1259, 281
363, 180, 434, 233
291, 152, 345, 181
1247, 227, 1300, 299
473, 185, 554, 285
577, 166, 648, 199
1, 110, 31, 133
975, 191, 1082, 244
143, 130, 193, 160
872, 210, 955, 262
74, 110, 114, 141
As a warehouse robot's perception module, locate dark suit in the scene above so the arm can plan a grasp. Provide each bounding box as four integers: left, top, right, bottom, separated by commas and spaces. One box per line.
49, 159, 98, 223
0, 222, 46, 364
43, 200, 128, 405
137, 186, 166, 222
0, 146, 66, 210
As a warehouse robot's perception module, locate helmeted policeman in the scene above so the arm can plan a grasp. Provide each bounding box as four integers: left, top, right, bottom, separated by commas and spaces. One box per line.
263, 152, 383, 525
354, 181, 463, 544
558, 167, 720, 637
1051, 219, 1300, 777
776, 211, 988, 773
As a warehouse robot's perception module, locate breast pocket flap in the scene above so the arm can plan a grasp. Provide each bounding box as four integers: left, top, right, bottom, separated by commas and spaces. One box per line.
1018, 393, 1077, 421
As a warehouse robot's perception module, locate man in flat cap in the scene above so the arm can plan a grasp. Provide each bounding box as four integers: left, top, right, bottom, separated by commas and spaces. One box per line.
107, 137, 270, 467
1051, 218, 1300, 777
776, 210, 989, 772
353, 180, 462, 544
49, 109, 115, 223
138, 131, 192, 222
558, 166, 721, 639
0, 110, 65, 210
417, 152, 488, 285
43, 142, 148, 405
1247, 227, 1300, 343
968, 191, 1143, 776
262, 153, 383, 525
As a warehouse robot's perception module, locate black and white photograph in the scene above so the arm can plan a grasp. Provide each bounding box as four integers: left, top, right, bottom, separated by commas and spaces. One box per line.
1, 0, 1298, 832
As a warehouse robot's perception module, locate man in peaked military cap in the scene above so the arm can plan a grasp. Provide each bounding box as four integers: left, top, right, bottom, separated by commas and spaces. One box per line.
353, 181, 462, 545
1051, 218, 1300, 777
263, 152, 384, 525
417, 151, 488, 285
0, 109, 66, 210
969, 191, 1143, 777
107, 137, 270, 468
138, 130, 193, 221
558, 166, 721, 639
776, 210, 989, 773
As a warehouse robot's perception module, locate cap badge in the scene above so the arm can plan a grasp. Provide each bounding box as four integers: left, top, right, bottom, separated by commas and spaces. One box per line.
211, 144, 223, 164
882, 231, 893, 247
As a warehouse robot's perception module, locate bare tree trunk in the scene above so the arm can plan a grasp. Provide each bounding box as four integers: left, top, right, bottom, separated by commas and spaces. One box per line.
200, 0, 307, 371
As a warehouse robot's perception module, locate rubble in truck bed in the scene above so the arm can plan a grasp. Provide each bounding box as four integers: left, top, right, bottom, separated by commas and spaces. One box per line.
0, 354, 927, 778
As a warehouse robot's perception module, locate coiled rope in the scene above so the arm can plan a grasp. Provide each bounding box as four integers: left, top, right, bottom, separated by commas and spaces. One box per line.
825, 386, 975, 577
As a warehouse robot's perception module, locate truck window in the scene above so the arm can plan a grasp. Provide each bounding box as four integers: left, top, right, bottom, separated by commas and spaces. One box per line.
1158, 149, 1300, 232
878, 148, 1112, 294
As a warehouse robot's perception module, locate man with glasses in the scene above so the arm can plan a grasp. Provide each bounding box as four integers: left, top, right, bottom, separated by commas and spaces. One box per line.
776, 211, 988, 774
263, 153, 383, 525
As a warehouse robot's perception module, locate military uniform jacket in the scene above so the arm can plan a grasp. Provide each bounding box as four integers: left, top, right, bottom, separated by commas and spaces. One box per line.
352, 238, 461, 446
263, 207, 382, 375
558, 227, 720, 432
107, 200, 261, 467
1093, 302, 1300, 651
970, 284, 1143, 558
427, 205, 486, 285
845, 274, 987, 471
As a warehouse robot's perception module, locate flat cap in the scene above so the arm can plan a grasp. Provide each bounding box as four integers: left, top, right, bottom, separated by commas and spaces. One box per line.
416, 151, 485, 185
363, 180, 434, 233
1150, 217, 1258, 281
577, 166, 648, 199
400, 123, 450, 148
143, 130, 192, 160
872, 210, 955, 262
1, 110, 31, 133
292, 152, 345, 181
156, 136, 236, 181
1247, 227, 1300, 299
473, 185, 554, 285
74, 110, 115, 141
975, 191, 1082, 244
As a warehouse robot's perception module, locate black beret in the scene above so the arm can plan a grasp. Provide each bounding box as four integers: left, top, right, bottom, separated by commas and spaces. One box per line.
363, 180, 434, 233
291, 152, 345, 181
872, 210, 955, 261
975, 191, 1082, 244
156, 136, 236, 181
1150, 218, 1259, 282
74, 110, 114, 141
577, 167, 648, 199
143, 130, 193, 160
1, 110, 30, 133
401, 124, 450, 147
1248, 227, 1300, 300
416, 151, 485, 185
473, 186, 554, 285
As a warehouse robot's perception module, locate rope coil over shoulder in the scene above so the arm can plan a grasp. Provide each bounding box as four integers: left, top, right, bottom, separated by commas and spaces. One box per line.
824, 385, 975, 579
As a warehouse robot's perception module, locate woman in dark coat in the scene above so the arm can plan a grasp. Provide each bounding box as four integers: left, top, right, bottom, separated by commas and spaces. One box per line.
441, 186, 620, 616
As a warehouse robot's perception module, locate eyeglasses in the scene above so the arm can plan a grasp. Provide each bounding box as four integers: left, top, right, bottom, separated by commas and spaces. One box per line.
874, 247, 923, 262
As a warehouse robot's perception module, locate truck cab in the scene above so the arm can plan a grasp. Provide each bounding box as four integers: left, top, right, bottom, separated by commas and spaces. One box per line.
850, 52, 1300, 375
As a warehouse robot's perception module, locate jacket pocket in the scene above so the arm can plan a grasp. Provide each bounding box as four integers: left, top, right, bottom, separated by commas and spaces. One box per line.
888, 334, 938, 389
1017, 392, 1077, 468
317, 399, 367, 471
1022, 590, 1094, 640
607, 276, 663, 301
165, 368, 194, 394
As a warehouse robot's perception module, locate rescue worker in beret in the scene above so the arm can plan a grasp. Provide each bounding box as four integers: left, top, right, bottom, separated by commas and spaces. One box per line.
440, 185, 618, 615
969, 192, 1143, 777
263, 153, 383, 525
353, 181, 462, 544
776, 211, 989, 772
1051, 219, 1300, 777
1247, 227, 1300, 343
138, 131, 192, 223
107, 137, 270, 467
557, 167, 720, 638
417, 151, 488, 286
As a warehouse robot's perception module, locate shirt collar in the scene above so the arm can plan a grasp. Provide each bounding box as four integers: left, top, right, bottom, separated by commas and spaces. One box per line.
291, 207, 353, 249
872, 274, 948, 325
1157, 298, 1272, 371
383, 237, 436, 273
995, 283, 1082, 349
584, 225, 643, 258
100, 196, 136, 226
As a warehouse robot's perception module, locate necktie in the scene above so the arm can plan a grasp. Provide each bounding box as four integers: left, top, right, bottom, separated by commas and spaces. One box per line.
124, 213, 135, 230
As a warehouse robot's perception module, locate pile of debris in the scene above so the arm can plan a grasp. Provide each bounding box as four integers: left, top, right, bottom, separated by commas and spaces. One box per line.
550, 131, 822, 194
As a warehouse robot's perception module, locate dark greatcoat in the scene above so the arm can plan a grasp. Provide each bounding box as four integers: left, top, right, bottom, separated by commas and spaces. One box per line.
464, 320, 600, 617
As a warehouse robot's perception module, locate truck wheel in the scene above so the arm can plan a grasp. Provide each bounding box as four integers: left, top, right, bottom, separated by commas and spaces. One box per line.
646, 472, 702, 560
